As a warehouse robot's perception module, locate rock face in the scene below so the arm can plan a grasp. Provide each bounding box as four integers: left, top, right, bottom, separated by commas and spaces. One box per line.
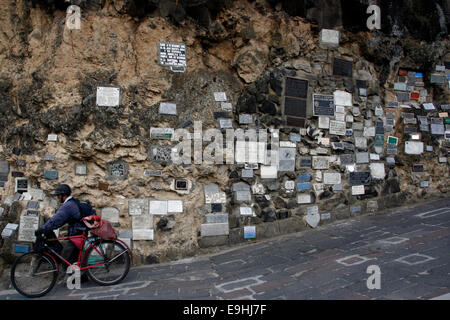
0, 0, 449, 270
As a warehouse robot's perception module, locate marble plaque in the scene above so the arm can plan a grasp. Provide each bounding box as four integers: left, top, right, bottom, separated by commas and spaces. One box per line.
239, 114, 253, 124
201, 223, 229, 237
297, 193, 312, 204
318, 116, 330, 129
47, 134, 58, 142
75, 164, 87, 176
167, 200, 183, 213
96, 86, 120, 107
239, 207, 254, 216
323, 172, 341, 185
355, 137, 367, 149
334, 91, 352, 107
363, 127, 376, 137
431, 124, 445, 135
133, 229, 154, 241
404, 141, 424, 155
205, 192, 226, 204
279, 148, 296, 172
261, 166, 278, 179
149, 200, 168, 215
221, 102, 233, 111
312, 156, 329, 169
329, 120, 346, 136
219, 118, 233, 129
423, 103, 436, 111
285, 181, 295, 190
129, 199, 149, 216
356, 152, 369, 164
340, 154, 354, 165
159, 102, 177, 115
352, 185, 365, 195
319, 29, 340, 48
370, 163, 385, 179
101, 207, 120, 224
144, 169, 162, 177
18, 211, 40, 242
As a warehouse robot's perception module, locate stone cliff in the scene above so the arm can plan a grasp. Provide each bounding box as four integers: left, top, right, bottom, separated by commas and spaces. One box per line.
0, 0, 449, 275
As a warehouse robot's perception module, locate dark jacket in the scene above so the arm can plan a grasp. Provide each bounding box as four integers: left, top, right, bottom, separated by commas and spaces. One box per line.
39, 198, 83, 236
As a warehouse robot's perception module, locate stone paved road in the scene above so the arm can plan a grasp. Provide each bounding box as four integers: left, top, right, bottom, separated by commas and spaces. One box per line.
1, 198, 449, 300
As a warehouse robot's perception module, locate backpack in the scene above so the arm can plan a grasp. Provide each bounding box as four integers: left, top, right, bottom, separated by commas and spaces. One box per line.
71, 198, 96, 219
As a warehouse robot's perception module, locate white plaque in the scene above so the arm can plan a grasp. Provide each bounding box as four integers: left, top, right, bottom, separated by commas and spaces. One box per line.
101, 207, 120, 224
240, 207, 254, 216
329, 120, 347, 136
298, 194, 312, 204
205, 192, 226, 204
47, 134, 58, 142
214, 92, 227, 102
149, 200, 168, 215
318, 116, 330, 129
334, 90, 352, 107
323, 172, 341, 185
352, 185, 365, 195
405, 141, 424, 155
168, 200, 183, 213
221, 102, 233, 111
159, 102, 177, 115
96, 87, 121, 107
133, 229, 154, 241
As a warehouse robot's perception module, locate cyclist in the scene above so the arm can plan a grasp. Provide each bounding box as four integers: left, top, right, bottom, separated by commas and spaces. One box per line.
34, 184, 85, 267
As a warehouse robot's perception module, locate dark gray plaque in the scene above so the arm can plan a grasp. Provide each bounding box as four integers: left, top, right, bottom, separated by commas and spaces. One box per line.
349, 172, 371, 186
300, 157, 312, 167
397, 93, 410, 102
356, 80, 367, 88
340, 154, 355, 165
11, 171, 24, 177
16, 160, 26, 167
404, 126, 418, 134
285, 97, 307, 118
285, 78, 308, 99
0, 160, 9, 174
412, 164, 424, 172
26, 201, 39, 209
286, 116, 306, 128
44, 170, 58, 180
333, 58, 353, 77
313, 94, 335, 116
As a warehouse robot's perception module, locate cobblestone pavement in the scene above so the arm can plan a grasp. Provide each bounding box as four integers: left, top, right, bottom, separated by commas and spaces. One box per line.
1, 198, 449, 300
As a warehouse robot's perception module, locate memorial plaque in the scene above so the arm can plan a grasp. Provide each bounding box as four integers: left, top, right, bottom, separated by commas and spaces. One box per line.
297, 183, 311, 191
150, 128, 174, 139
129, 199, 149, 216
412, 164, 424, 172
242, 169, 254, 178
43, 170, 58, 180
363, 127, 376, 137
101, 207, 120, 224
404, 126, 418, 134
144, 170, 162, 177
0, 160, 9, 175
370, 163, 385, 179
17, 160, 26, 167
405, 141, 424, 155
285, 181, 295, 190
334, 91, 352, 107
431, 124, 445, 135
351, 206, 362, 214
75, 164, 87, 176
168, 200, 183, 213
284, 97, 307, 118
300, 158, 312, 167
149, 200, 168, 215
133, 229, 154, 241
356, 152, 369, 164
175, 179, 188, 190
159, 42, 186, 67
397, 92, 410, 102
356, 80, 367, 88
352, 185, 365, 195
319, 29, 340, 48
107, 160, 129, 180
211, 204, 223, 212
394, 83, 407, 91
340, 154, 354, 166
313, 94, 334, 116
420, 124, 429, 132
235, 190, 251, 202
420, 181, 429, 188
285, 78, 308, 99
159, 102, 177, 115
205, 192, 226, 204
298, 173, 311, 183
244, 226, 256, 239
312, 156, 329, 169
333, 58, 353, 77
260, 166, 278, 179
239, 114, 253, 124
148, 145, 173, 164
221, 102, 233, 111
219, 118, 233, 129
201, 223, 229, 237
47, 134, 58, 142
423, 103, 436, 111
387, 136, 398, 145
323, 172, 341, 185
430, 74, 446, 84
26, 201, 39, 209
279, 148, 296, 172
18, 211, 40, 242
388, 101, 399, 108
44, 154, 55, 161
96, 86, 120, 107
329, 120, 346, 136
297, 194, 312, 204
349, 172, 371, 186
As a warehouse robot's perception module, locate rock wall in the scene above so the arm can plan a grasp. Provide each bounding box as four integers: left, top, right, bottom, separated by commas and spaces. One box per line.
0, 0, 449, 271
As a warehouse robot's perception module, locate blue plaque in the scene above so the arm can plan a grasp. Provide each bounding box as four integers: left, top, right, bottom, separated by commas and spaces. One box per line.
298, 174, 311, 183
297, 183, 311, 191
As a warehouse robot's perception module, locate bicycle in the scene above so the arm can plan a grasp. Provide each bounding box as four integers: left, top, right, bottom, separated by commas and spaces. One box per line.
10, 226, 132, 298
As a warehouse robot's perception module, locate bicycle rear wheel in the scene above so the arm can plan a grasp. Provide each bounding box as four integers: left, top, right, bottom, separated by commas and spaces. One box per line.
85, 240, 130, 286
10, 252, 58, 298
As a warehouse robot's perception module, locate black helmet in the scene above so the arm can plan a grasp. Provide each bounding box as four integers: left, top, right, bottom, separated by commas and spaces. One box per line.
54, 184, 71, 196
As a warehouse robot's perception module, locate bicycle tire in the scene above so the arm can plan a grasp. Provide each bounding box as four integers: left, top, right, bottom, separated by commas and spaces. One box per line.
10, 252, 58, 298
85, 240, 130, 286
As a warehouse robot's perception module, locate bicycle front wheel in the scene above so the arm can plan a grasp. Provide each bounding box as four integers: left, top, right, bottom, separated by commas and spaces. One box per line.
85, 240, 130, 286
10, 252, 58, 298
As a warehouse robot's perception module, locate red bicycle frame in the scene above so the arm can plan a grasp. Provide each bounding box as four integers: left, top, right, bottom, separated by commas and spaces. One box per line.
43, 233, 132, 271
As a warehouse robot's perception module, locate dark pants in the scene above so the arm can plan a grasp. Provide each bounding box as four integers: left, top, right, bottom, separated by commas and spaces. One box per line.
61, 240, 78, 264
